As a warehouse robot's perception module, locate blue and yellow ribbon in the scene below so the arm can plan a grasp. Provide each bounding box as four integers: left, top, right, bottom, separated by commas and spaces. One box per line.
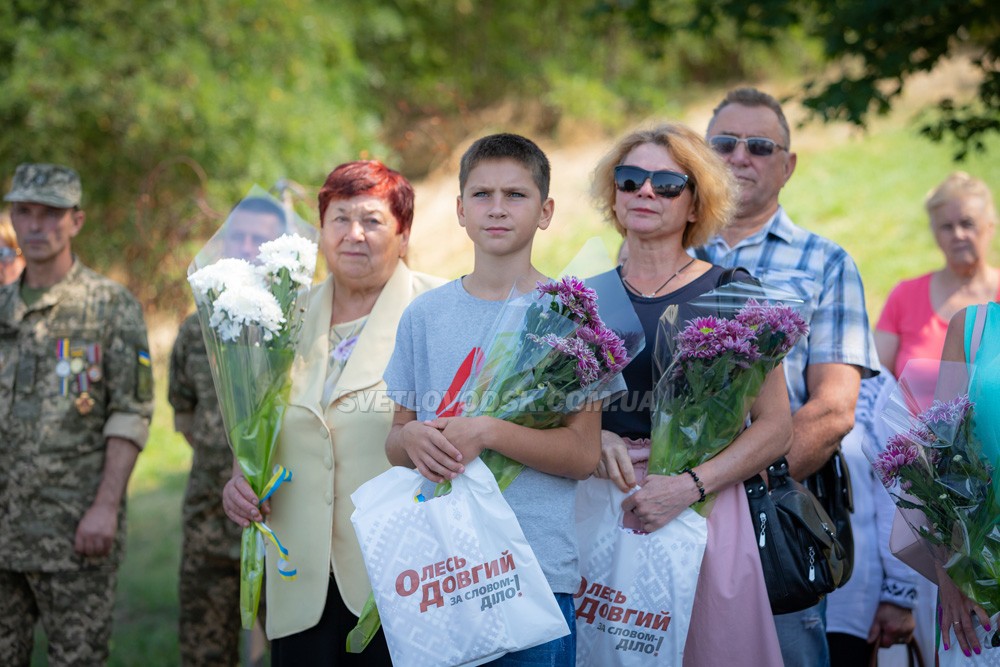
253, 465, 297, 580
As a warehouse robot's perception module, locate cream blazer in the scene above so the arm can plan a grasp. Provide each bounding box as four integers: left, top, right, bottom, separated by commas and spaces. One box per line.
264, 261, 444, 639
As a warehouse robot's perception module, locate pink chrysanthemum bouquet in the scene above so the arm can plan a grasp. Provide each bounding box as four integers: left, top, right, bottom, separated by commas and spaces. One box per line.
648, 285, 809, 482
867, 370, 1000, 637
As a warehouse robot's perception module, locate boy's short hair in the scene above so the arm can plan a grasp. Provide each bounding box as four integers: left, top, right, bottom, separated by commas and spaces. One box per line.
318, 160, 415, 233
459, 133, 551, 200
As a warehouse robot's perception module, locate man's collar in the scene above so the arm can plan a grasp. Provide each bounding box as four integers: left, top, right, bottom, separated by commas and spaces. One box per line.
765, 206, 796, 244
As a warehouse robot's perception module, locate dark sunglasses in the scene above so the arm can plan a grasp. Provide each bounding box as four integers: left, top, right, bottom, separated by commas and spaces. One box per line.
709, 134, 785, 157
614, 165, 690, 199
0, 246, 20, 263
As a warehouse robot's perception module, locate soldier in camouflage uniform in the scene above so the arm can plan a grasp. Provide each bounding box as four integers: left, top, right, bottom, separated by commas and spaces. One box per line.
169, 197, 284, 666
0, 163, 154, 666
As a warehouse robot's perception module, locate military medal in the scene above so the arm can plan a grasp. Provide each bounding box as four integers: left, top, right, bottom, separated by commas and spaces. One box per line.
70, 357, 85, 375
55, 338, 71, 395
86, 343, 103, 383
75, 392, 95, 415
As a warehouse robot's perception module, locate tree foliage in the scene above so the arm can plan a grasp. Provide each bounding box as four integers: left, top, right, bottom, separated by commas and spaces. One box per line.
603, 0, 1000, 159
0, 0, 818, 311
0, 0, 381, 311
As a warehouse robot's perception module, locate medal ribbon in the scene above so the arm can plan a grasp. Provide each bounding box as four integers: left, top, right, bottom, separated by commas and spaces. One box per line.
56, 338, 69, 395
252, 465, 296, 580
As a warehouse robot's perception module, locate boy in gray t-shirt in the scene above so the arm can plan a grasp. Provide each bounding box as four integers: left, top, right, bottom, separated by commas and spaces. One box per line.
384, 134, 603, 663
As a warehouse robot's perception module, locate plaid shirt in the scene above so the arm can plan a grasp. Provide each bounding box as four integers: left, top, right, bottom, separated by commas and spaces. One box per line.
694, 206, 879, 412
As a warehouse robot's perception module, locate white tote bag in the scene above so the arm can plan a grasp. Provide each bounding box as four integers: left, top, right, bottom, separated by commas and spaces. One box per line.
351, 458, 570, 667
938, 613, 1000, 667
574, 477, 708, 666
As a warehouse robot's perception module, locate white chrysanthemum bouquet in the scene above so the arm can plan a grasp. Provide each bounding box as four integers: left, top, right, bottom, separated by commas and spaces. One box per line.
187, 190, 318, 629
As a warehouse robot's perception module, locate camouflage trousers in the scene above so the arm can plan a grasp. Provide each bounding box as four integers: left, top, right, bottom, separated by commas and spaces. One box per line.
179, 551, 263, 667
0, 567, 117, 667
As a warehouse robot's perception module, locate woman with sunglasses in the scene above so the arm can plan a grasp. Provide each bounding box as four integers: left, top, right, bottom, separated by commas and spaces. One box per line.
0, 213, 25, 286
592, 123, 791, 666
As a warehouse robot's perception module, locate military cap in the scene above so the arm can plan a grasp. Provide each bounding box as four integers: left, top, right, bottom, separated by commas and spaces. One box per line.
4, 163, 82, 208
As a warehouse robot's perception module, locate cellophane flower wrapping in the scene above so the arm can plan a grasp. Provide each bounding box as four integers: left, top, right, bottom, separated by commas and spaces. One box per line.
347, 271, 644, 653
647, 281, 808, 490
867, 360, 1000, 626
439, 274, 643, 493
187, 187, 318, 629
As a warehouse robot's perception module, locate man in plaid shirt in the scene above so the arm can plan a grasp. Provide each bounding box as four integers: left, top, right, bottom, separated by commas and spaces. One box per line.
695, 88, 880, 667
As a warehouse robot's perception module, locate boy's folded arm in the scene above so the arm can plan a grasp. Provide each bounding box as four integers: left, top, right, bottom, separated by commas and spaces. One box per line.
385, 404, 467, 483
434, 405, 603, 480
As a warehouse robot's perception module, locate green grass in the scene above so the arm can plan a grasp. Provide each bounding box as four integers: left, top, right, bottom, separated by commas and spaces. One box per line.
781, 121, 1000, 317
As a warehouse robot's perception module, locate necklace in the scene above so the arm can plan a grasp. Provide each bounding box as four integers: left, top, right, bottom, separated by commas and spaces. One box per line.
622, 258, 696, 298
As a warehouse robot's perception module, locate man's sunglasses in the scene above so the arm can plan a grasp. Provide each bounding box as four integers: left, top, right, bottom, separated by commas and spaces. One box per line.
614, 166, 690, 199
709, 135, 785, 157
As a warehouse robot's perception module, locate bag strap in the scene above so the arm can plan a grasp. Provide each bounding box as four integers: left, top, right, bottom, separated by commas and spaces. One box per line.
764, 456, 791, 489
716, 266, 740, 287
869, 636, 926, 667
969, 304, 988, 365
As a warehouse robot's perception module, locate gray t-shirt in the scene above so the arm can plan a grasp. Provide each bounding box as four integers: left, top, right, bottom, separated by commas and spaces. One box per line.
384, 278, 583, 594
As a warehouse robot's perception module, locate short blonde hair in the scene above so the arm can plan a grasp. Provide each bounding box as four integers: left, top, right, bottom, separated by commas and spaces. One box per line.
591, 123, 736, 248
0, 212, 20, 252
925, 172, 997, 225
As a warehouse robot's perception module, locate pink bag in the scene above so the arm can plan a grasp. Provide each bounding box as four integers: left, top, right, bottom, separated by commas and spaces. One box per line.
889, 509, 938, 584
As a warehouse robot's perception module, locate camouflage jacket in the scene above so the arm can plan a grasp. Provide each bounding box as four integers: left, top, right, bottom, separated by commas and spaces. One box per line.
169, 313, 242, 561
0, 260, 153, 571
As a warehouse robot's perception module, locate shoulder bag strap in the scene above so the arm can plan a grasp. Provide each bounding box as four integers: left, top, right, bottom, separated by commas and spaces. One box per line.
970, 304, 988, 366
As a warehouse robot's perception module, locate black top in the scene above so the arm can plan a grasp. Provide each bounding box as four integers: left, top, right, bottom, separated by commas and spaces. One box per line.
602, 264, 751, 439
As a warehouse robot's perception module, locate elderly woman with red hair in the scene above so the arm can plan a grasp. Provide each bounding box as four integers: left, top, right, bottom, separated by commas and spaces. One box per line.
223, 161, 443, 665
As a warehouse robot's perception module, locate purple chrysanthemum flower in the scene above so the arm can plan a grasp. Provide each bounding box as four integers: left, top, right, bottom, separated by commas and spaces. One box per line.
579, 324, 630, 374
719, 335, 761, 365
529, 329, 605, 386
919, 394, 973, 427
537, 277, 600, 322
735, 301, 808, 356
527, 332, 571, 355
573, 343, 602, 386
675, 316, 757, 363
873, 438, 920, 486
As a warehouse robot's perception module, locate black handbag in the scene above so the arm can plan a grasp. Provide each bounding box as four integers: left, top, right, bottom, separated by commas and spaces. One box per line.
744, 457, 849, 614
805, 449, 855, 584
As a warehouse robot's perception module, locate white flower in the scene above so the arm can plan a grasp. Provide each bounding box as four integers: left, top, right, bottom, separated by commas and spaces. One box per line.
256, 234, 318, 287
209, 283, 286, 342
189, 258, 261, 299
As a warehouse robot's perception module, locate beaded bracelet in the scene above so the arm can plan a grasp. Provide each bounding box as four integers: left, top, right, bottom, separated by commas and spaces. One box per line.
683, 467, 706, 504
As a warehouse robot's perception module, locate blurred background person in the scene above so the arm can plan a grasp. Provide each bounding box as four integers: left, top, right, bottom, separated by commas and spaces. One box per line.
876, 171, 999, 381
222, 160, 443, 665
874, 171, 999, 661
169, 195, 287, 666
825, 369, 919, 666
0, 212, 25, 285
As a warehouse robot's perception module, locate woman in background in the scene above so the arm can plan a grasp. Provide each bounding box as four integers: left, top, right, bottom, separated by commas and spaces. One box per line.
875, 172, 999, 661
876, 172, 999, 378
